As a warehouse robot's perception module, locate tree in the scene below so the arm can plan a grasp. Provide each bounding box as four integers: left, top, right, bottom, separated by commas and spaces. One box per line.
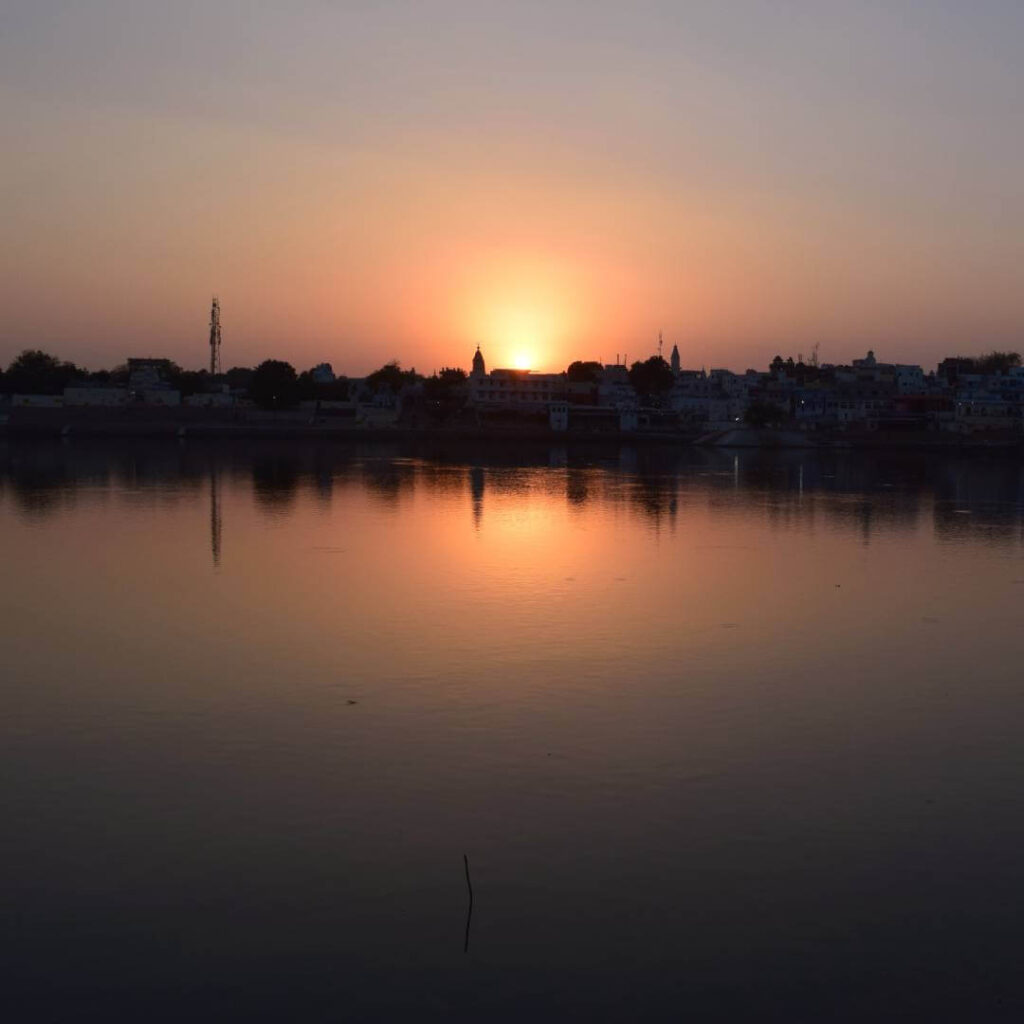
164, 364, 210, 397
365, 360, 419, 394
938, 352, 1021, 381
422, 367, 467, 420
297, 369, 350, 402
224, 366, 255, 391
628, 356, 674, 405
4, 349, 81, 394
566, 360, 603, 383
975, 351, 1021, 375
248, 360, 299, 409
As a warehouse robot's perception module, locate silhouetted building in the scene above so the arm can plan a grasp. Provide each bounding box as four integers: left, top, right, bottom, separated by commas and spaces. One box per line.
471, 346, 486, 379
468, 348, 565, 410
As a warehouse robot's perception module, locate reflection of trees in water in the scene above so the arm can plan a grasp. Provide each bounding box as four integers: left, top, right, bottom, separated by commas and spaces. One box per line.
359, 459, 417, 507
251, 455, 302, 511
566, 468, 589, 507
628, 474, 679, 528
482, 467, 533, 498
1, 450, 77, 518
0, 441, 205, 519
309, 452, 335, 506
691, 450, 929, 542
0, 443, 106, 519
4, 441, 1024, 547
416, 462, 468, 498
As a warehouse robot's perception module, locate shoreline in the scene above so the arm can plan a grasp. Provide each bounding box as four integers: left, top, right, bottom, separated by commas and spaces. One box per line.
1, 407, 1022, 453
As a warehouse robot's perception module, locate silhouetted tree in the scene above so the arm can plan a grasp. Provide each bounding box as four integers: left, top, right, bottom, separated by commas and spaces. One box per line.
4, 349, 81, 394
322, 377, 350, 401
938, 352, 1021, 381
628, 356, 674, 405
296, 370, 316, 401
165, 364, 210, 397
423, 367, 468, 420
248, 360, 299, 409
297, 369, 351, 402
975, 351, 1021, 375
365, 360, 420, 394
566, 360, 603, 383
224, 366, 254, 391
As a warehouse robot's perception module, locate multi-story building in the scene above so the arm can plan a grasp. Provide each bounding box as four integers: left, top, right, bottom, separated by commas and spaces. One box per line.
468, 347, 566, 409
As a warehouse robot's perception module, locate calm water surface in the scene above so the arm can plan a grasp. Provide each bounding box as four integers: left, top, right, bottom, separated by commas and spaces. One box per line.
3, 440, 1024, 1020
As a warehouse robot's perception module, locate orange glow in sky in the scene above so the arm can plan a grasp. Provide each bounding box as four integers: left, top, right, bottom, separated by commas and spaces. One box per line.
448, 253, 594, 372
3, 3, 1024, 375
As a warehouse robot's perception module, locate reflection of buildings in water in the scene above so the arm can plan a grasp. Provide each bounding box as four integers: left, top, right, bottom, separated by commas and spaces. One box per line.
630, 476, 679, 530
469, 466, 484, 528
699, 452, 928, 543
617, 447, 639, 475
932, 459, 1024, 544
210, 467, 222, 567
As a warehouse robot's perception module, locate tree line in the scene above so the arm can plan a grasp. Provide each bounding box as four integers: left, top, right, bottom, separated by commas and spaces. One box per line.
5, 347, 1019, 415
0, 349, 467, 412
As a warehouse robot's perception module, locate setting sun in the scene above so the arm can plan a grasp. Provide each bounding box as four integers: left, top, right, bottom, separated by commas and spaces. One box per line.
449, 254, 592, 372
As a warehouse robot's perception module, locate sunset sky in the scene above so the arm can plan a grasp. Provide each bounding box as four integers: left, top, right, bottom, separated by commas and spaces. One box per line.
2, 1, 1023, 375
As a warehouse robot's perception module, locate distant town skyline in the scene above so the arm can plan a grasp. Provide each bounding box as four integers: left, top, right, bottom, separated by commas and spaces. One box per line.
3, 2, 1024, 374
1, 311, 1018, 380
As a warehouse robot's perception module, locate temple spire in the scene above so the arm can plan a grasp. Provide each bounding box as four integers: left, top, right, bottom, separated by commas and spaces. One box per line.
471, 345, 486, 378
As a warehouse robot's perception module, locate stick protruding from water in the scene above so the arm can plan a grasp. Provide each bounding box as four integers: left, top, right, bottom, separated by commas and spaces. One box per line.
463, 853, 474, 953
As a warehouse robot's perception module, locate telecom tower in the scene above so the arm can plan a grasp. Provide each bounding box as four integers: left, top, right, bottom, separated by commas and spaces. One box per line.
209, 297, 222, 375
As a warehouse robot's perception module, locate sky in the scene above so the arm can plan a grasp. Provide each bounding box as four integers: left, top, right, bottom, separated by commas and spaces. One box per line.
2, 0, 1023, 375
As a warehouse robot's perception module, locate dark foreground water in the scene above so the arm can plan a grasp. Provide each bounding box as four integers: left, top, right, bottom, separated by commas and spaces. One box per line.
3, 440, 1024, 1021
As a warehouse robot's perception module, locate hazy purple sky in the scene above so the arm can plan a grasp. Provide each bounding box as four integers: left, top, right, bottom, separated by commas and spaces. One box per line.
2, 1, 1022, 373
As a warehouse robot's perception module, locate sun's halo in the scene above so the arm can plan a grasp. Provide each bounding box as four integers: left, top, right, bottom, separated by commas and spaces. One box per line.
512, 352, 533, 370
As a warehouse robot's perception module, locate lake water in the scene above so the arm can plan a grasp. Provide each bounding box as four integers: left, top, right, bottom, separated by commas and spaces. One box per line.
3, 440, 1024, 1020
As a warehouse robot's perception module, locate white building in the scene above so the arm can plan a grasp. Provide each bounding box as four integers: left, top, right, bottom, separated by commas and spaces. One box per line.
64, 386, 128, 406
597, 364, 636, 410
468, 348, 566, 409
852, 350, 925, 393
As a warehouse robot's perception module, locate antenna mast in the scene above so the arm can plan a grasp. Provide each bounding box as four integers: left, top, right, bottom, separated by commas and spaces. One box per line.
209, 296, 222, 375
